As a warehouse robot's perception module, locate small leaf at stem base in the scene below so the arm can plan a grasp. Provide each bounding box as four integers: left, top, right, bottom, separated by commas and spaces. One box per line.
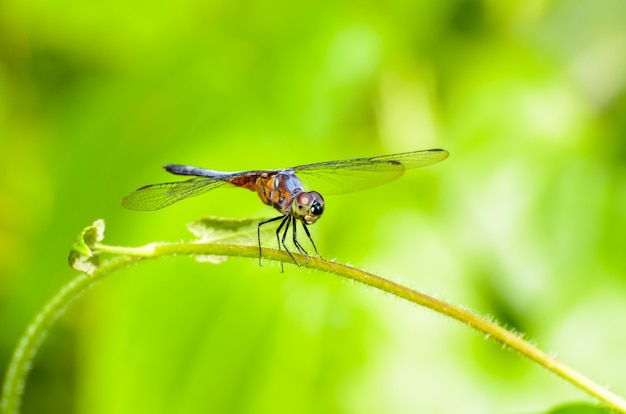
68, 219, 105, 276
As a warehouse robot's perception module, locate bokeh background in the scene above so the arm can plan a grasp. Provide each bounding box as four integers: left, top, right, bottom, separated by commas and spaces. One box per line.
2, 0, 626, 413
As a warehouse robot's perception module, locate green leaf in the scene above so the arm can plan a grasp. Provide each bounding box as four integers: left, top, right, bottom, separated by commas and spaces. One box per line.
187, 216, 275, 263
546, 402, 613, 414
68, 219, 105, 275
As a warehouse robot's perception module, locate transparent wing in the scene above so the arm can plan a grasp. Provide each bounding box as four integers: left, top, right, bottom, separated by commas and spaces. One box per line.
293, 149, 449, 195
121, 177, 229, 210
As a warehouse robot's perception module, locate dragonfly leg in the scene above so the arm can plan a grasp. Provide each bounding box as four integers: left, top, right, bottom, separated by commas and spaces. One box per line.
280, 215, 299, 266
258, 215, 285, 266
275, 215, 290, 251
292, 216, 309, 257
274, 215, 291, 272
301, 221, 321, 258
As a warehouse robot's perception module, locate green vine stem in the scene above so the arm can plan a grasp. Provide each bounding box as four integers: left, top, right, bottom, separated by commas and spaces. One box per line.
3, 232, 626, 413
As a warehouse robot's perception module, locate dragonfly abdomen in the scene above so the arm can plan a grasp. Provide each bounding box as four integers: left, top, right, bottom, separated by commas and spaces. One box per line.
164, 164, 233, 177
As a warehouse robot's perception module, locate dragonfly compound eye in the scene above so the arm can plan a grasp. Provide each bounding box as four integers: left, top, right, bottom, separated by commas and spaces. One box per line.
295, 191, 325, 224
310, 200, 323, 216
306, 192, 324, 220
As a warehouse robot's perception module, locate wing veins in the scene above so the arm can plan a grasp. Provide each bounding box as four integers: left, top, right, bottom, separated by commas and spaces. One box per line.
292, 149, 448, 195
122, 177, 227, 210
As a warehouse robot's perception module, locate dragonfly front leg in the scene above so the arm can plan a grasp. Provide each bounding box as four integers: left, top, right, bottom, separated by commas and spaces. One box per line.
292, 216, 309, 257
301, 221, 321, 258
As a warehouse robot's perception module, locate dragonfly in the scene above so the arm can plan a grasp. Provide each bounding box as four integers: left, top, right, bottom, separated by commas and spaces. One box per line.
121, 148, 449, 265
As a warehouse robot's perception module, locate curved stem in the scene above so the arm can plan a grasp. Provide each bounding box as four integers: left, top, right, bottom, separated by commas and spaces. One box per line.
0, 256, 138, 414
2, 241, 625, 414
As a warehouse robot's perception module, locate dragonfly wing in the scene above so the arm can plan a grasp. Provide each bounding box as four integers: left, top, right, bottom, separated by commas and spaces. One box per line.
293, 149, 448, 195
121, 177, 228, 210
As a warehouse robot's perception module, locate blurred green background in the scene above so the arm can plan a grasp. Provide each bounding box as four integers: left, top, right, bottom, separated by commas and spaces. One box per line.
1, 0, 626, 413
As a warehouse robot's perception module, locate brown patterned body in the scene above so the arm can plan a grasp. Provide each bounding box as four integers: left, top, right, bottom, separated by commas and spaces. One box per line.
229, 169, 303, 215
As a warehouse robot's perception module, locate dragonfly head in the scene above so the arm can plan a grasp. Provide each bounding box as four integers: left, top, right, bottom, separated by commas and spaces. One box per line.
292, 191, 325, 225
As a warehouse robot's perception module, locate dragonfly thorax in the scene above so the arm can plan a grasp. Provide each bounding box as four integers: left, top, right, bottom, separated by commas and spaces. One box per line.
257, 171, 325, 224
291, 191, 325, 225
